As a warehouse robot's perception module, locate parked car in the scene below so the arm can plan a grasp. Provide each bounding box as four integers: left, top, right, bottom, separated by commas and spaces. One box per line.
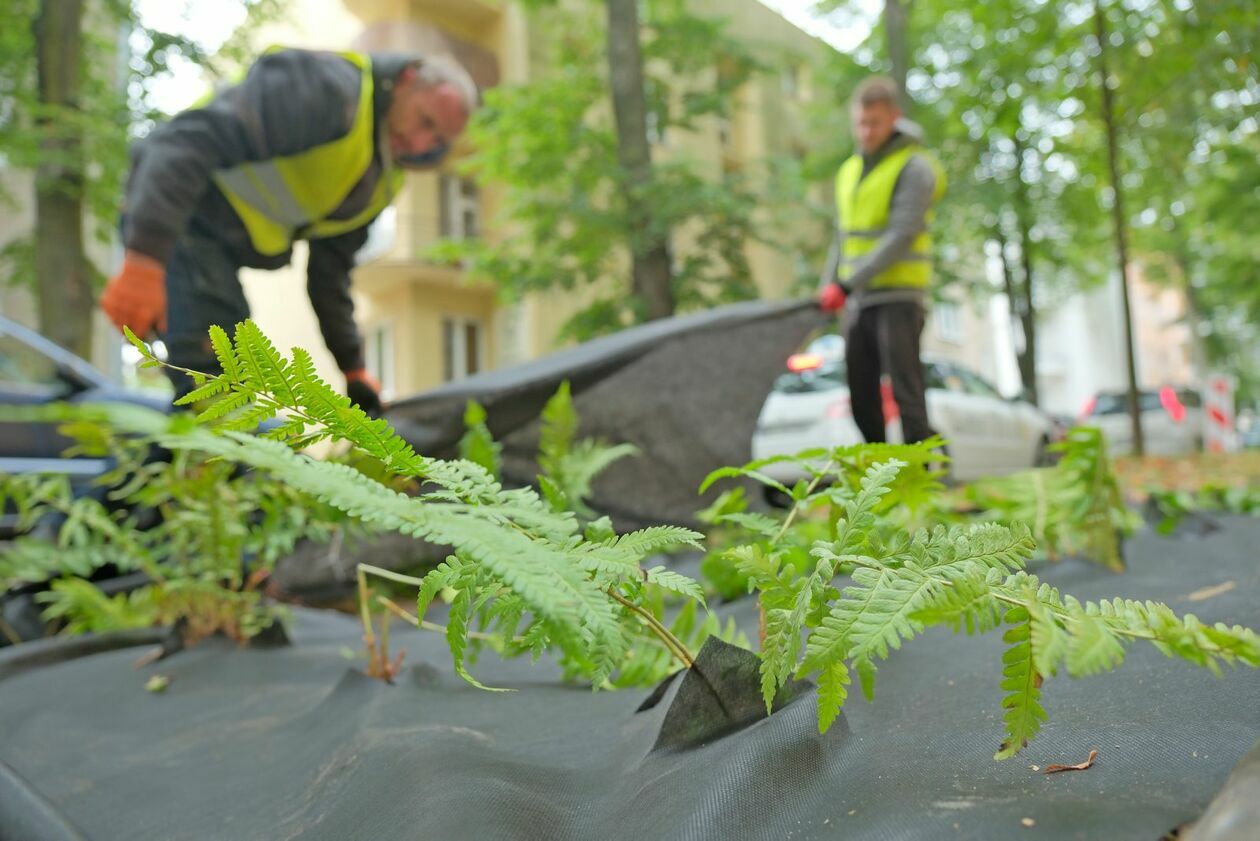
0, 315, 171, 536
1078, 387, 1204, 456
751, 335, 1055, 484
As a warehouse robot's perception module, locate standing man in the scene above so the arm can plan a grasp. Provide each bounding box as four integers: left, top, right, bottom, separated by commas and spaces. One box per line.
817, 76, 945, 444
100, 48, 478, 415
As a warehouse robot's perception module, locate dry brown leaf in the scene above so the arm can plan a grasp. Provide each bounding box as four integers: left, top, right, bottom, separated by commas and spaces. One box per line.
1186, 581, 1236, 602
1043, 749, 1099, 774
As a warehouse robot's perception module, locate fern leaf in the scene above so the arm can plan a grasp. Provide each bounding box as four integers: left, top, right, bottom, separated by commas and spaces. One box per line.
644, 566, 706, 606
176, 377, 231, 406
798, 566, 890, 677
1064, 602, 1127, 677
816, 660, 851, 734
714, 512, 781, 538
760, 607, 798, 713
195, 391, 251, 425
854, 656, 878, 702
446, 588, 512, 692
538, 381, 577, 472
995, 608, 1047, 759
1028, 599, 1068, 678
458, 400, 502, 478
610, 525, 705, 559
209, 324, 243, 381
416, 556, 466, 618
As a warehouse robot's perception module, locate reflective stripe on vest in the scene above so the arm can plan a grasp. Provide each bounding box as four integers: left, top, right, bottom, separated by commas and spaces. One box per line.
211, 50, 404, 256
835, 145, 945, 290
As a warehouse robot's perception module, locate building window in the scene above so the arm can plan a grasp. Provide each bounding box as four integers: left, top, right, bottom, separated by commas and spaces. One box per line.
716, 114, 732, 148
933, 300, 964, 344
440, 175, 480, 240
364, 323, 396, 400
442, 316, 484, 382
780, 64, 800, 98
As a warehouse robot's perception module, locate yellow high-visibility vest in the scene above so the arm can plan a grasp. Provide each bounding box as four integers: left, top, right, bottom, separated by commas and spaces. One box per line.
835, 144, 945, 289
211, 51, 405, 256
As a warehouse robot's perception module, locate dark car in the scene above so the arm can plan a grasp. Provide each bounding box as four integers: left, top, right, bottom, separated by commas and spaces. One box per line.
0, 315, 171, 535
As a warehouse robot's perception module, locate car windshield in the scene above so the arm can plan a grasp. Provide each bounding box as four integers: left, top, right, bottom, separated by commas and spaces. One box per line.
773, 361, 847, 394
1091, 392, 1162, 415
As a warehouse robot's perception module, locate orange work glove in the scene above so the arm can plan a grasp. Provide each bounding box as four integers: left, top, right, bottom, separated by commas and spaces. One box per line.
817, 283, 847, 313
101, 251, 167, 337
344, 368, 383, 417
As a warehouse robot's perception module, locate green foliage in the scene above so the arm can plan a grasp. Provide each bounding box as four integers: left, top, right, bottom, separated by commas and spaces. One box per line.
704, 444, 1258, 757
0, 0, 287, 283
123, 323, 710, 689
812, 0, 1260, 400
457, 400, 502, 478
429, 0, 815, 341
968, 427, 1138, 570
0, 425, 363, 642
696, 438, 949, 599
740, 461, 1254, 756
536, 381, 637, 520
1146, 483, 1260, 535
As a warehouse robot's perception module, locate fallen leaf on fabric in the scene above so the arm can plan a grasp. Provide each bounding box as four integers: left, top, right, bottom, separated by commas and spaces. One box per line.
1187, 581, 1236, 602
1043, 749, 1098, 774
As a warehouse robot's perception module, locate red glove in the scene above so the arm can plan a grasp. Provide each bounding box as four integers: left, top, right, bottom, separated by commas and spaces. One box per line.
101, 251, 167, 337
817, 283, 847, 313
345, 368, 383, 417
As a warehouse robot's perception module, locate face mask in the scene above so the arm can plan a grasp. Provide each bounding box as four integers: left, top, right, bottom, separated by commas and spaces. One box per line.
394, 141, 449, 169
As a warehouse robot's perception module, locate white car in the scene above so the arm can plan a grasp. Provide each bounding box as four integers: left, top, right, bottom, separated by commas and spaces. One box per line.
751, 338, 1055, 483
1079, 388, 1204, 456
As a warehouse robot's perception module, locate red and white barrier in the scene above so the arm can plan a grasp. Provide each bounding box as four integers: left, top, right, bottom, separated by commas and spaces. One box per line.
1204, 374, 1237, 453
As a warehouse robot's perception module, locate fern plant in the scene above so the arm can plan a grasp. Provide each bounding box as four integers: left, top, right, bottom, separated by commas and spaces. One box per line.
119, 323, 713, 689
705, 453, 1259, 757
697, 439, 949, 603
967, 426, 1138, 570
1146, 483, 1260, 535
0, 426, 366, 643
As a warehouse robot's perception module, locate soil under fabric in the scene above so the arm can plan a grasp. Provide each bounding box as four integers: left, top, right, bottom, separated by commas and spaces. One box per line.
1, 517, 1258, 841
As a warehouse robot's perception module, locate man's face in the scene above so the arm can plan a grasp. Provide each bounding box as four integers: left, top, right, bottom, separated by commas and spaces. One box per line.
852, 101, 900, 154
386, 78, 469, 169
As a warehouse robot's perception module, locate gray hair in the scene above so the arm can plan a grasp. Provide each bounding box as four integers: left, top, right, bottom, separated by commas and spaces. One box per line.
851, 76, 902, 110
415, 55, 479, 114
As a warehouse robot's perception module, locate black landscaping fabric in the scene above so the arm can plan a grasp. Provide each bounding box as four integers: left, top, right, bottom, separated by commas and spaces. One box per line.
386, 300, 828, 529
1, 517, 1258, 840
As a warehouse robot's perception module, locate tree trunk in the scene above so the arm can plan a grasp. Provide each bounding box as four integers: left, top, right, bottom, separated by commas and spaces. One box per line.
1011, 138, 1039, 406
605, 0, 674, 321
34, 0, 93, 358
883, 0, 911, 98
994, 221, 1036, 404
1094, 2, 1145, 456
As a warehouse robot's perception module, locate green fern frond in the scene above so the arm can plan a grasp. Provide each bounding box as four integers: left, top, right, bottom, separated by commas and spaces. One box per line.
458, 400, 502, 478
1063, 601, 1127, 676
760, 607, 800, 712
816, 660, 851, 734
446, 587, 513, 692
608, 525, 705, 558
178, 377, 231, 405
538, 380, 577, 477
911, 565, 1004, 634
209, 324, 243, 381
1028, 599, 1069, 678
36, 578, 160, 635
995, 607, 1047, 760
194, 390, 251, 424
644, 566, 706, 605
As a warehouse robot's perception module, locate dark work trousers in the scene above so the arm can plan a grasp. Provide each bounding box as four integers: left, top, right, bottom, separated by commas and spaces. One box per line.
158, 233, 250, 401
843, 301, 936, 444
